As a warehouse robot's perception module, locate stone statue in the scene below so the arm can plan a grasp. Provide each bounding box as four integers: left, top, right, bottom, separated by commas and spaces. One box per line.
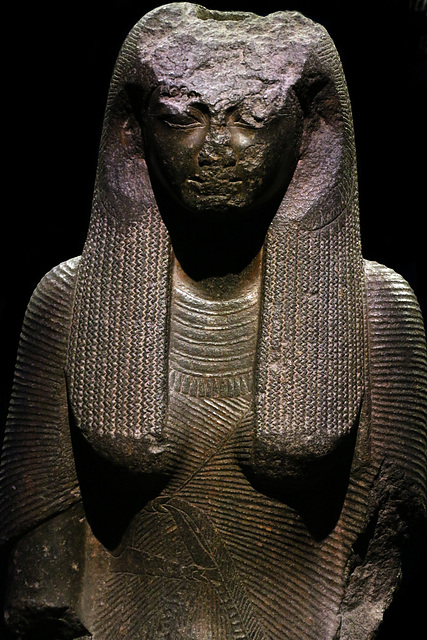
1, 4, 426, 639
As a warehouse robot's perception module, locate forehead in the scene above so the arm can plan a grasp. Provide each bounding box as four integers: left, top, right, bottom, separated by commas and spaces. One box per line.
150, 76, 291, 120
140, 22, 308, 114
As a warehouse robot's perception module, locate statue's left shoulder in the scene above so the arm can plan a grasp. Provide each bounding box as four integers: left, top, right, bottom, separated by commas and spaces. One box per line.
364, 259, 427, 490
340, 262, 426, 640
364, 259, 426, 368
364, 259, 424, 321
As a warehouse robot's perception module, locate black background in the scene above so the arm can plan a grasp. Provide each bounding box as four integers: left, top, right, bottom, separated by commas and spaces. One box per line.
1, 1, 426, 638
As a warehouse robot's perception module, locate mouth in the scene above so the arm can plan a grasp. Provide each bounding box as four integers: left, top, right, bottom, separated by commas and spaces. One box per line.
187, 176, 243, 192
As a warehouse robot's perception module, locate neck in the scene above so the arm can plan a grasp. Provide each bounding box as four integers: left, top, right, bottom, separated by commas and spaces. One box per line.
168, 251, 263, 398
158, 197, 275, 280
172, 249, 263, 300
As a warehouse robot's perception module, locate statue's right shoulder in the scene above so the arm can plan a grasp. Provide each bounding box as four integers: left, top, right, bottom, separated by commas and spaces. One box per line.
25, 256, 81, 332
41, 255, 81, 281
30, 255, 81, 302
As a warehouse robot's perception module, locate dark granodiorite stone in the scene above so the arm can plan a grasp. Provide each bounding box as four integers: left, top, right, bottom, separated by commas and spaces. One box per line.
1, 4, 426, 639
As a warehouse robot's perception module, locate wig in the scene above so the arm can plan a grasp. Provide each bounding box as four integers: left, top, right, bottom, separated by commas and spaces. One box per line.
66, 3, 366, 477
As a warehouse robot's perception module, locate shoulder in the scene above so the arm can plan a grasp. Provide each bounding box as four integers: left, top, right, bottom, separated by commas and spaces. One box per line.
364, 257, 426, 395
28, 256, 81, 317
17, 257, 81, 377
364, 259, 424, 324
364, 259, 426, 360
23, 257, 81, 342
364, 259, 427, 488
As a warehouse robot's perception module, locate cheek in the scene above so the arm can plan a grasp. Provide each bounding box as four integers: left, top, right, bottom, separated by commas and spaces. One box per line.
237, 139, 281, 188
240, 123, 300, 188
231, 129, 256, 154
148, 126, 204, 184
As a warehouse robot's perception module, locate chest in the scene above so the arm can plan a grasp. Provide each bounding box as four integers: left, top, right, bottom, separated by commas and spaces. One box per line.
80, 275, 371, 639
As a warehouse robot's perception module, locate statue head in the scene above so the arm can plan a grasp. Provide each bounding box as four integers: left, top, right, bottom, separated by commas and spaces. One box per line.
94, 4, 355, 269
141, 39, 303, 217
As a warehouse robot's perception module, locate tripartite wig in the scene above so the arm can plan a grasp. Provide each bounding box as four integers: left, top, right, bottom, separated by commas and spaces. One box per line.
66, 3, 365, 473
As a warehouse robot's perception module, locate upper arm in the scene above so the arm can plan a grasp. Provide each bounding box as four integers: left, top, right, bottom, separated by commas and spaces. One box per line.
0, 257, 81, 546
365, 259, 427, 498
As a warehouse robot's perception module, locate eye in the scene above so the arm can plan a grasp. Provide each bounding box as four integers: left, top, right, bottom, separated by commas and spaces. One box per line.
159, 113, 201, 129
231, 111, 264, 129
156, 106, 207, 130
233, 116, 256, 129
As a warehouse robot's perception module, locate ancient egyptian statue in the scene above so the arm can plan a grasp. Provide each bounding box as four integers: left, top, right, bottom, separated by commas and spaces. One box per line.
1, 4, 426, 639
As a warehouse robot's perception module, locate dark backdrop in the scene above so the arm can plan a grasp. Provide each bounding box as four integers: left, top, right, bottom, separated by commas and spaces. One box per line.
1, 2, 426, 638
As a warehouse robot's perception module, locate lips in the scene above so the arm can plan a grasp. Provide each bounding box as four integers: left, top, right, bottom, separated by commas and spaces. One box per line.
186, 175, 242, 194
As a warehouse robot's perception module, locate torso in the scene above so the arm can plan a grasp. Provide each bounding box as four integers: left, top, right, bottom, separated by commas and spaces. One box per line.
3, 257, 425, 640
80, 257, 373, 639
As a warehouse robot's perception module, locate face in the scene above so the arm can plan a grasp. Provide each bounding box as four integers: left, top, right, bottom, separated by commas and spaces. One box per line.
143, 83, 302, 215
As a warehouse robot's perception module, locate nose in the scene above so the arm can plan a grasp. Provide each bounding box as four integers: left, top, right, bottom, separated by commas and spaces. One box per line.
197, 126, 237, 168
